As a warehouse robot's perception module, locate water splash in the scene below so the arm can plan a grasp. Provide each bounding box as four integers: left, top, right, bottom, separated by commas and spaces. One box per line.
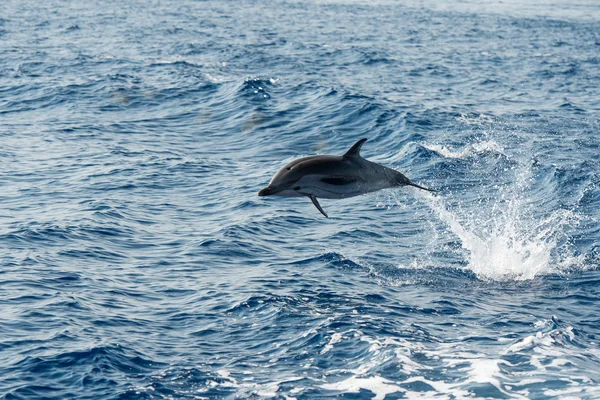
424, 147, 583, 281
422, 140, 503, 159
429, 197, 580, 280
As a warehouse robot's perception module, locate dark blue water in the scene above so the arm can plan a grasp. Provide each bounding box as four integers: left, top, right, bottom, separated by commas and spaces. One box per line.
2, 0, 600, 398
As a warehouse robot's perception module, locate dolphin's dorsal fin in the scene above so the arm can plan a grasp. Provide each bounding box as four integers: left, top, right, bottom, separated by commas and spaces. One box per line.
343, 138, 368, 158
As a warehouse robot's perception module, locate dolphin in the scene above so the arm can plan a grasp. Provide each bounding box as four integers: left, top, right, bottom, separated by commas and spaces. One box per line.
258, 138, 435, 218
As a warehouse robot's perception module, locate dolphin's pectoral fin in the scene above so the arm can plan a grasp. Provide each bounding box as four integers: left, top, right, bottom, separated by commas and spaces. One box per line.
343, 138, 368, 158
309, 195, 328, 218
320, 176, 357, 185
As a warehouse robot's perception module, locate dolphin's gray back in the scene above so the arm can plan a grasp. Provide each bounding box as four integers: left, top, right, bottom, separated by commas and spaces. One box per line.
259, 138, 434, 217
271, 154, 410, 199
270, 155, 357, 186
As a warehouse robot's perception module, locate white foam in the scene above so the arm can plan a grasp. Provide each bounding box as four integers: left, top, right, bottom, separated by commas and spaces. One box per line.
534, 319, 552, 328
253, 383, 281, 398
505, 326, 575, 357
505, 332, 550, 353
402, 376, 463, 396
549, 358, 572, 367
321, 375, 403, 400
468, 359, 503, 384
309, 326, 593, 399
321, 332, 343, 354
517, 378, 547, 386
216, 369, 231, 379
394, 347, 427, 374
544, 386, 584, 397
463, 358, 526, 398
212, 370, 305, 399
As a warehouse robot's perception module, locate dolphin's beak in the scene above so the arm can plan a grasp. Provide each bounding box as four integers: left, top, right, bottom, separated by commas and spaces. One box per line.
258, 186, 280, 196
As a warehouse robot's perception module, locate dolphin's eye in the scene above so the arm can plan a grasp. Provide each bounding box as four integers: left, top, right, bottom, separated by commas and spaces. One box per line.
293, 186, 300, 190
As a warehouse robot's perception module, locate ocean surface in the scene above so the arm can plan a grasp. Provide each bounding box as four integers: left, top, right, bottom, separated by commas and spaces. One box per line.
1, 0, 600, 398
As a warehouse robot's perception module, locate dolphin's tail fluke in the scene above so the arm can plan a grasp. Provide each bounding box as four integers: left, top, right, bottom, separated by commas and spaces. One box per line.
393, 171, 437, 194
408, 181, 437, 193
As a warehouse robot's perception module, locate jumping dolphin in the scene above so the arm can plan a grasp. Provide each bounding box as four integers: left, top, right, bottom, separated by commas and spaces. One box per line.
258, 138, 435, 218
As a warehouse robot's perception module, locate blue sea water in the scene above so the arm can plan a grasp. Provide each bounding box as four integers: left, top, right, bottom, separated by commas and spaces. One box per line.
1, 0, 600, 398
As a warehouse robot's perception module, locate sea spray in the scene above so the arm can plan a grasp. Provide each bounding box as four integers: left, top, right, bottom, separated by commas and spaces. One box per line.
421, 144, 582, 280
422, 140, 503, 159
427, 196, 579, 280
